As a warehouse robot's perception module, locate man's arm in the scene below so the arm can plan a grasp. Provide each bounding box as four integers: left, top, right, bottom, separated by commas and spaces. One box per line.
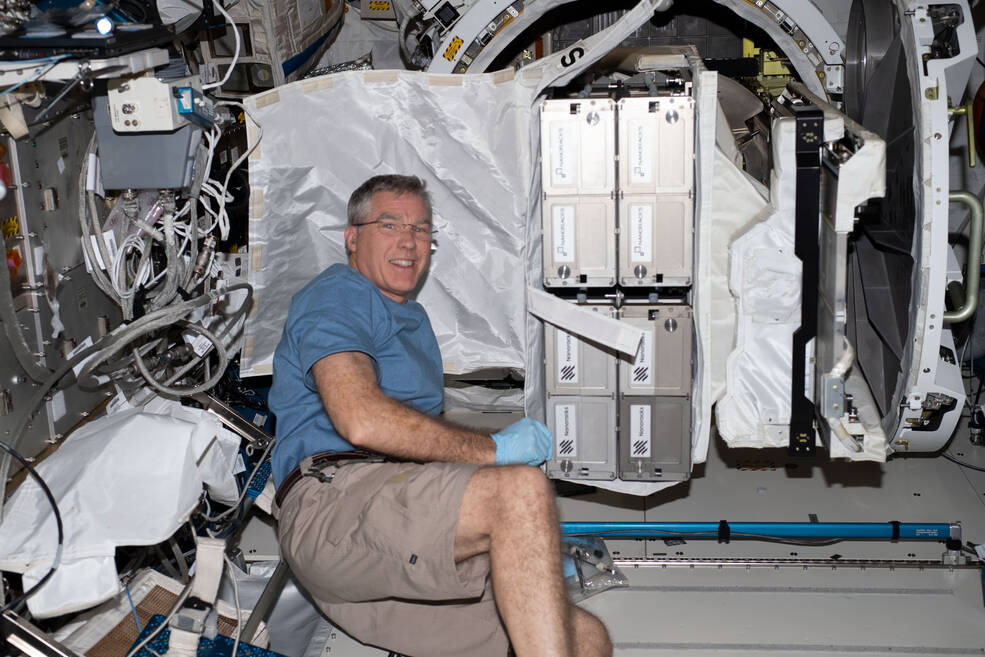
312, 350, 498, 464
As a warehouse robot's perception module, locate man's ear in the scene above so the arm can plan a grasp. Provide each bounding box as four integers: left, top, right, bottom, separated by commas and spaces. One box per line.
344, 225, 357, 254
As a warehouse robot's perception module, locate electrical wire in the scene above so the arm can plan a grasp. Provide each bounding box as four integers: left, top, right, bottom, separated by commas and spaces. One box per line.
958, 335, 977, 411
127, 283, 252, 397
0, 289, 224, 514
200, 434, 275, 525
77, 135, 122, 306
74, 293, 214, 386
0, 285, 245, 527
132, 321, 229, 397
211, 101, 262, 241
0, 338, 106, 519
148, 208, 182, 311
88, 190, 118, 302
202, 1, 241, 91
0, 439, 63, 613
125, 580, 143, 633
943, 452, 985, 473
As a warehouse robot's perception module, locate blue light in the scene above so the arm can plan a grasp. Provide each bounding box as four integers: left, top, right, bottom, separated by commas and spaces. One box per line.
96, 17, 113, 35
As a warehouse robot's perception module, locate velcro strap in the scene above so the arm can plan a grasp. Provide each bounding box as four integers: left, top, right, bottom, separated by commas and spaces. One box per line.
717, 520, 730, 544
167, 627, 201, 657
190, 536, 226, 605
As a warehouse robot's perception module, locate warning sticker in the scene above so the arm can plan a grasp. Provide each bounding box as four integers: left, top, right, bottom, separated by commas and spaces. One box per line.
630, 327, 653, 387
629, 404, 651, 458
556, 329, 579, 384
555, 404, 577, 458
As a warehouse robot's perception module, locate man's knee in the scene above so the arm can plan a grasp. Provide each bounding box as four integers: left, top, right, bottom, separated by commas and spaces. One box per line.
457, 465, 555, 559
460, 466, 554, 528
476, 464, 554, 507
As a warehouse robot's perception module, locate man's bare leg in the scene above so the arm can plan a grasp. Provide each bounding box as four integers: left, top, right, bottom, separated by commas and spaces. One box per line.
572, 605, 612, 657
455, 465, 612, 657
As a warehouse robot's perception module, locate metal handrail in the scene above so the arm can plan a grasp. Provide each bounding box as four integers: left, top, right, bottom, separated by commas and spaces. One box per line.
943, 190, 983, 324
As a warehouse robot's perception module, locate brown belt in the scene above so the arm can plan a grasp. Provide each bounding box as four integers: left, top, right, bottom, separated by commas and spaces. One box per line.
274, 450, 384, 508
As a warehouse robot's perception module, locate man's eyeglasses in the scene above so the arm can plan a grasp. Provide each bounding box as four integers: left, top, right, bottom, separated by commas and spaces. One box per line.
352, 220, 436, 241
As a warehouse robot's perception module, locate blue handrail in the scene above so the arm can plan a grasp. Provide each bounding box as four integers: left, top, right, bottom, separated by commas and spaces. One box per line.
560, 521, 955, 540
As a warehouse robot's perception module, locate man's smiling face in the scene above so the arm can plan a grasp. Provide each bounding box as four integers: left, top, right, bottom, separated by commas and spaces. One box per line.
345, 190, 431, 303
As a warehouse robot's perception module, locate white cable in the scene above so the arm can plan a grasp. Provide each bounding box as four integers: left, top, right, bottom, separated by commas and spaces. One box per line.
212, 101, 262, 240
828, 417, 862, 453
111, 244, 137, 299
829, 336, 855, 379
223, 554, 242, 657
175, 124, 227, 238
202, 1, 241, 91
201, 434, 275, 523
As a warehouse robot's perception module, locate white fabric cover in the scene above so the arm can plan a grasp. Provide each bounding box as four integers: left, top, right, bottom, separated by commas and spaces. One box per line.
705, 148, 769, 429
690, 65, 725, 467
241, 69, 538, 377
717, 117, 802, 447
0, 399, 241, 618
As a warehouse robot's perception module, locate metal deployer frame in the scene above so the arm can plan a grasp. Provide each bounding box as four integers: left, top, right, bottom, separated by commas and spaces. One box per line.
789, 104, 824, 457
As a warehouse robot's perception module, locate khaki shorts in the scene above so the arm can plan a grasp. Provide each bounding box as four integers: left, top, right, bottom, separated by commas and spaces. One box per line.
275, 459, 509, 657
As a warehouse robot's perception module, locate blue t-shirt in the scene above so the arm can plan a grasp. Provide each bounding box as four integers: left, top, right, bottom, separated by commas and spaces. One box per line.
268, 264, 443, 485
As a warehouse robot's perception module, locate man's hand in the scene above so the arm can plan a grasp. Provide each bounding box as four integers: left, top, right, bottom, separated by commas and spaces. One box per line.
491, 418, 553, 466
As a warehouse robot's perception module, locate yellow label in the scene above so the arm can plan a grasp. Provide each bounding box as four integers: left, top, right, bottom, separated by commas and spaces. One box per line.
1, 215, 19, 238
368, 0, 390, 9
443, 36, 463, 61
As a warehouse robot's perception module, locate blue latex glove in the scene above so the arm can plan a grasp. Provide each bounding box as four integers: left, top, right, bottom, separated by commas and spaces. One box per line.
491, 418, 553, 465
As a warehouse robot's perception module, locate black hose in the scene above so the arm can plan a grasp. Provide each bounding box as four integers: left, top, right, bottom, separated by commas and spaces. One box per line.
0, 438, 63, 613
